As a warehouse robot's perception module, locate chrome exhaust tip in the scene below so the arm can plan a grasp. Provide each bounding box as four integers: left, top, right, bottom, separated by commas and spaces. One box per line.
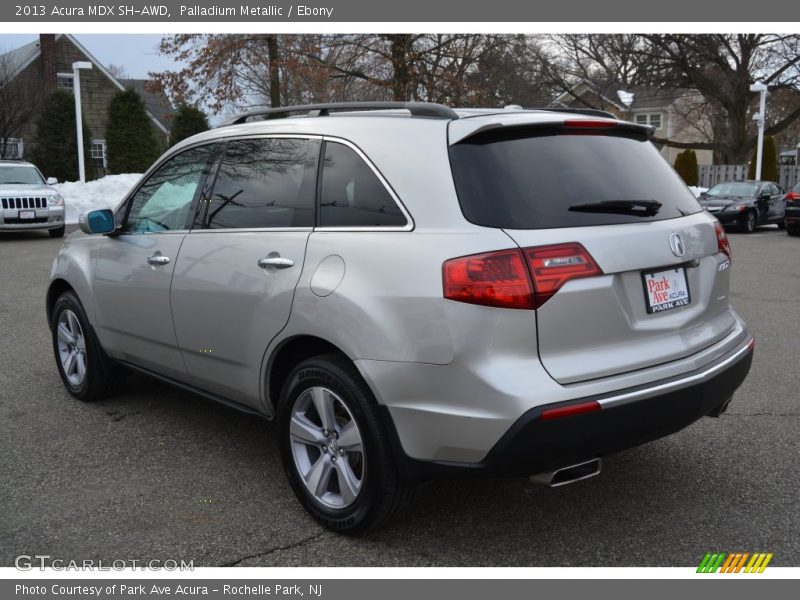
529, 458, 602, 487
708, 396, 733, 418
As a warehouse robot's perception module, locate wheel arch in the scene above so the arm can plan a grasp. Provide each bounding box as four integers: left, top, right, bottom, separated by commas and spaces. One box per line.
264, 334, 354, 416
46, 278, 77, 329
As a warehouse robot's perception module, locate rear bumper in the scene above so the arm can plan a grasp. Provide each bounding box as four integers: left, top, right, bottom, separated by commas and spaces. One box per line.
383, 337, 753, 481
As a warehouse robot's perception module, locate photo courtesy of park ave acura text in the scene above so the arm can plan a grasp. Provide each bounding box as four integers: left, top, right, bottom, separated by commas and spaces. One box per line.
1, 30, 798, 567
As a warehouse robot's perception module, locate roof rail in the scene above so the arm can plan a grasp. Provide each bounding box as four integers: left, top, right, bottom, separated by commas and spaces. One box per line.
218, 102, 459, 127
536, 107, 618, 119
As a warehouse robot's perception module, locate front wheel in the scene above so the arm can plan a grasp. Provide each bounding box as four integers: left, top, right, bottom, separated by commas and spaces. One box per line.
51, 291, 120, 401
277, 354, 415, 534
741, 210, 757, 233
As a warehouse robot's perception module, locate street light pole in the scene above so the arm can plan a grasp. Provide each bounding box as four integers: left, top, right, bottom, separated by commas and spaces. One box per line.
750, 82, 768, 180
72, 61, 93, 183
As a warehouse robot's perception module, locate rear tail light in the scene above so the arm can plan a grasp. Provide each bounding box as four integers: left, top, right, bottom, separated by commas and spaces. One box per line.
786, 191, 800, 201
523, 243, 603, 308
443, 242, 602, 310
442, 249, 534, 309
715, 222, 732, 260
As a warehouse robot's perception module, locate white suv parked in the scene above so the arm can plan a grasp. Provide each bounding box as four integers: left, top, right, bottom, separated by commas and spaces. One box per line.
1, 160, 65, 237
48, 103, 753, 533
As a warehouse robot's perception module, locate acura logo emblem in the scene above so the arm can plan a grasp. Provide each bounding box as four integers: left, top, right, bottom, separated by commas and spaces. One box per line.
669, 233, 686, 257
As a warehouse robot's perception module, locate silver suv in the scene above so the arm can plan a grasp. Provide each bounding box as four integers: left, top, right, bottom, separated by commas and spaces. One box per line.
47, 102, 753, 532
1, 160, 65, 237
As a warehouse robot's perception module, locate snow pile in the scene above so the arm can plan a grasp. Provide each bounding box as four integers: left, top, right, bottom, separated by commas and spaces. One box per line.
54, 174, 142, 224
688, 186, 708, 198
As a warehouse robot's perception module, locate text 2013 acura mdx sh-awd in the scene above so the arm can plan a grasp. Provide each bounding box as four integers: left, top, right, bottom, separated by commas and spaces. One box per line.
48, 103, 753, 532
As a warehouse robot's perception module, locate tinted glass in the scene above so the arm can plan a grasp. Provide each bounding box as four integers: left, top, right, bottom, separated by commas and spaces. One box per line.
320, 142, 407, 227
205, 138, 316, 229
0, 166, 44, 185
124, 144, 218, 233
449, 129, 702, 229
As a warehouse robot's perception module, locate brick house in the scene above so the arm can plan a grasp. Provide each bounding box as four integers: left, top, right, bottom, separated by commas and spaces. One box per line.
0, 34, 173, 176
550, 80, 715, 167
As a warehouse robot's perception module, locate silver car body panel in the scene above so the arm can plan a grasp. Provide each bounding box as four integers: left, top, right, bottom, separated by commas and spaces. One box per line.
49, 108, 750, 465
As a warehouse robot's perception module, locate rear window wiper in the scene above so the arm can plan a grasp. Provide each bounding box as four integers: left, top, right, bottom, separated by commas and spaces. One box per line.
568, 199, 662, 217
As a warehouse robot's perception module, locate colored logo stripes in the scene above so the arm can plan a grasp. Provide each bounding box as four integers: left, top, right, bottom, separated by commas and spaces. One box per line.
697, 552, 773, 573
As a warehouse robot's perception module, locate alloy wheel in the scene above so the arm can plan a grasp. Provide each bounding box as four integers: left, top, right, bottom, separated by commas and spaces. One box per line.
56, 309, 87, 387
289, 386, 365, 509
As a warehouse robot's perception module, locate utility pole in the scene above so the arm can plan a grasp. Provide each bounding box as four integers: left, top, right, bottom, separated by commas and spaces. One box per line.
72, 61, 93, 183
750, 82, 768, 180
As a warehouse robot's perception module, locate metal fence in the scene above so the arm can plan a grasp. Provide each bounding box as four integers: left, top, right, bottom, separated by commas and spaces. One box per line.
698, 165, 800, 190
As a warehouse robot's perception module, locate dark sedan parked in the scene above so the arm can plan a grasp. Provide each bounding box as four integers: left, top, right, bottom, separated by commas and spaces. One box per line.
698, 180, 786, 233
784, 182, 800, 236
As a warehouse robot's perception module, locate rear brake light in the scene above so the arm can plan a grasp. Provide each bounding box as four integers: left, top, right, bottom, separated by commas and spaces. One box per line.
541, 400, 601, 421
786, 191, 800, 201
442, 249, 534, 309
714, 222, 732, 260
443, 243, 602, 310
564, 119, 617, 129
523, 243, 603, 309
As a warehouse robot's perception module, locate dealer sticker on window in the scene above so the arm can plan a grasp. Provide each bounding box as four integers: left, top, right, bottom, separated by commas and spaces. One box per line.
642, 267, 691, 314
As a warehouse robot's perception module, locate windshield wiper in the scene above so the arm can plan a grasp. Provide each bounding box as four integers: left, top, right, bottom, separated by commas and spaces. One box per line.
568, 199, 662, 217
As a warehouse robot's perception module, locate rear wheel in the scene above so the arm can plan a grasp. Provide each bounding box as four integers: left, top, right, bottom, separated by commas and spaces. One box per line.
49, 225, 65, 238
741, 210, 757, 233
777, 220, 786, 230
51, 291, 120, 401
277, 354, 415, 533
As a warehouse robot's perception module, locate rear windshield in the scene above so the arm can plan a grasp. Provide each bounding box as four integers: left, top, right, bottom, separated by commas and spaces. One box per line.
449, 129, 701, 229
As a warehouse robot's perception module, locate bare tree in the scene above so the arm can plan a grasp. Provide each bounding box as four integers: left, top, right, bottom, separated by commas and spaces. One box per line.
0, 50, 38, 158
642, 34, 800, 162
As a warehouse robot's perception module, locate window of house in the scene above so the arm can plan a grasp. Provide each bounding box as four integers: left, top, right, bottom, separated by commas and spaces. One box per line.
1, 138, 23, 159
319, 142, 407, 228
57, 74, 74, 90
635, 113, 662, 129
90, 140, 107, 169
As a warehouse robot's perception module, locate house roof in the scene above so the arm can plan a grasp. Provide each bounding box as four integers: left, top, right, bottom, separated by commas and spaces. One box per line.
120, 79, 175, 131
552, 79, 696, 112
1, 34, 172, 134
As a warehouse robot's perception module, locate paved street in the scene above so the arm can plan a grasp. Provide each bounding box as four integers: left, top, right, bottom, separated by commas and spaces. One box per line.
1, 224, 798, 567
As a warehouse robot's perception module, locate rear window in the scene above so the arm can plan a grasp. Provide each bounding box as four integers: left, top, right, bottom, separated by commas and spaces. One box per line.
449, 129, 701, 229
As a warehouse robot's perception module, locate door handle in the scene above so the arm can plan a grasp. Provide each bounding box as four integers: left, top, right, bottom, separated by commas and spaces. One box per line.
257, 256, 294, 270
146, 254, 171, 266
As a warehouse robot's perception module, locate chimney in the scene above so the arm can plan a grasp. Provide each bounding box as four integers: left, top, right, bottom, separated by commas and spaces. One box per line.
39, 34, 57, 94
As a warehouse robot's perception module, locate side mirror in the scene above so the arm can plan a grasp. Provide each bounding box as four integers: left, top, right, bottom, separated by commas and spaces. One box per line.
46, 177, 58, 185
79, 209, 115, 234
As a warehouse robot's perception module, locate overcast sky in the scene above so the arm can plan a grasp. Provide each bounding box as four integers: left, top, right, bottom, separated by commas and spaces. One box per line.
0, 34, 184, 79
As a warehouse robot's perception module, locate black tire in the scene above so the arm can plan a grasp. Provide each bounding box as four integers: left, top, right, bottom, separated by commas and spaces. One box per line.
277, 353, 416, 534
741, 210, 757, 233
48, 225, 65, 238
777, 220, 786, 230
51, 291, 121, 402
787, 224, 800, 237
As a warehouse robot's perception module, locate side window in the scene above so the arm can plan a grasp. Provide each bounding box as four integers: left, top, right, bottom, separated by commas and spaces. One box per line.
204, 138, 317, 229
123, 144, 218, 233
319, 142, 407, 228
